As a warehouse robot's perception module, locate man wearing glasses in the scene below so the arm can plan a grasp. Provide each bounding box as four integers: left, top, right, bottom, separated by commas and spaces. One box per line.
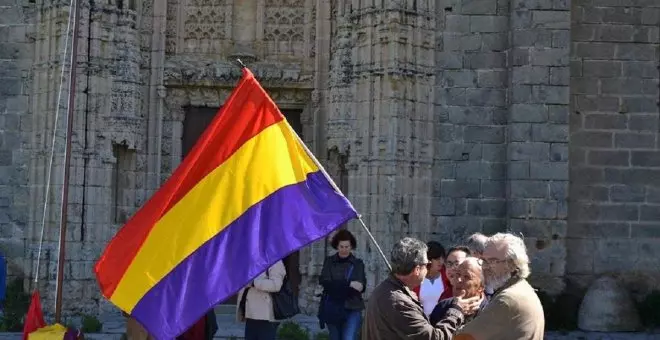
454, 233, 545, 340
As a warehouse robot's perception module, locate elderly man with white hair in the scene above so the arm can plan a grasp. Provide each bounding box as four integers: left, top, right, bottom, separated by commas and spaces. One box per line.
454, 233, 545, 340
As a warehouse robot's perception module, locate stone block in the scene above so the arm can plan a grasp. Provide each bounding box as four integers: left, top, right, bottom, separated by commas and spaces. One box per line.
481, 33, 508, 51
510, 180, 548, 198
584, 113, 627, 130
466, 199, 506, 217
531, 85, 569, 104
588, 150, 630, 167
431, 197, 455, 216
466, 88, 506, 107
628, 114, 659, 131
574, 42, 616, 59
461, 0, 497, 15
456, 161, 505, 180
530, 162, 568, 180
614, 43, 659, 61
482, 144, 506, 162
446, 15, 470, 32
614, 132, 655, 148
481, 180, 506, 198
510, 123, 532, 142
532, 123, 568, 142
440, 179, 481, 198
620, 97, 658, 113
447, 106, 493, 124
510, 103, 548, 122
0, 77, 21, 96
476, 70, 507, 88
513, 30, 553, 47
610, 184, 645, 203
441, 69, 477, 87
631, 151, 660, 167
464, 52, 506, 69
463, 125, 505, 143
509, 142, 550, 161
550, 143, 569, 162
549, 66, 569, 85
532, 10, 570, 29
469, 16, 508, 33
551, 30, 570, 48
512, 66, 549, 84
531, 48, 569, 66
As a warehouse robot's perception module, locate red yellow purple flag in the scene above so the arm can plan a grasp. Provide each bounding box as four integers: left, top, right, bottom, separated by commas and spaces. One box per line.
93, 68, 358, 339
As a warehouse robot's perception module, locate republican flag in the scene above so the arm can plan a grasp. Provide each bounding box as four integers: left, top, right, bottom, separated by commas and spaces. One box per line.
93, 68, 358, 339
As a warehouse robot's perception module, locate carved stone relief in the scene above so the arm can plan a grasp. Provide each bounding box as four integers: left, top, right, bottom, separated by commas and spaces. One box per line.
263, 0, 306, 57
166, 0, 231, 55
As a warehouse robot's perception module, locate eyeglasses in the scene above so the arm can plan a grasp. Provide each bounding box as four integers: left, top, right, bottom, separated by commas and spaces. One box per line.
445, 261, 461, 268
482, 258, 508, 266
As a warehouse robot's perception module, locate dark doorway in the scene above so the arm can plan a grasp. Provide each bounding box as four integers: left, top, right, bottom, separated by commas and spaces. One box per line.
182, 105, 304, 304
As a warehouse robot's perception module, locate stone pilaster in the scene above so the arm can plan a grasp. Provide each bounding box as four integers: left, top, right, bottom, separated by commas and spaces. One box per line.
326, 1, 436, 292
507, 0, 570, 295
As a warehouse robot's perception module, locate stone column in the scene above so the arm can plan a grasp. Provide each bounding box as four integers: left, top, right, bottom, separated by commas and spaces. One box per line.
433, 0, 509, 243
327, 1, 436, 291
507, 0, 570, 295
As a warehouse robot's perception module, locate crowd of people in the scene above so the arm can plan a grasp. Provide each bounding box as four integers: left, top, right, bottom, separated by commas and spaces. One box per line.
236, 230, 544, 340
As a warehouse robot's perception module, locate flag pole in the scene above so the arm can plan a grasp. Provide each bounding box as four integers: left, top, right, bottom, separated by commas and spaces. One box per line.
235, 59, 392, 272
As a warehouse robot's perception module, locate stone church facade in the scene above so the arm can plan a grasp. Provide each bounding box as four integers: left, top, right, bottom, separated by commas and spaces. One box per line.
1, 0, 659, 316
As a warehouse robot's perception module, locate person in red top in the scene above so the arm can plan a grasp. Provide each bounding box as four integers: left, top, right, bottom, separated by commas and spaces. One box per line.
412, 241, 452, 315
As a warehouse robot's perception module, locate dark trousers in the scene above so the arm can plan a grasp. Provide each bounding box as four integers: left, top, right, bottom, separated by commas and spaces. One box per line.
245, 318, 279, 340
327, 310, 362, 340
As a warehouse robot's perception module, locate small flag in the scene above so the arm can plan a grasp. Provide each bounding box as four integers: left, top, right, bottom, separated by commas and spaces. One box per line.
94, 68, 358, 339
22, 291, 45, 340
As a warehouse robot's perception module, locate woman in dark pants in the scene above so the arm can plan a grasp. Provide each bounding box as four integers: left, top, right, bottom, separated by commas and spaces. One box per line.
318, 229, 366, 340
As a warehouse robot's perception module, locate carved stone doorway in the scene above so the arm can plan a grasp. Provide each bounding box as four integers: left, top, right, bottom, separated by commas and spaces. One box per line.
182, 105, 304, 305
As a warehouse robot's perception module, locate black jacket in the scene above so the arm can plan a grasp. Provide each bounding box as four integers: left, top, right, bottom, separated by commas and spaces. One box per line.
319, 253, 366, 310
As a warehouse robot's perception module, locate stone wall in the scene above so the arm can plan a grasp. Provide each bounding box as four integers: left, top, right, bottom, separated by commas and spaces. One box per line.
0, 0, 33, 279
5, 0, 660, 319
567, 0, 660, 296
432, 0, 570, 294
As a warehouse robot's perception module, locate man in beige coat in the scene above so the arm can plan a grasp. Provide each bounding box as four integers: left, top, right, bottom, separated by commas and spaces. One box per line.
236, 260, 286, 340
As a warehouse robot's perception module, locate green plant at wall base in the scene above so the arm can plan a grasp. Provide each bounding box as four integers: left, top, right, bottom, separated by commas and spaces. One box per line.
277, 321, 309, 340
637, 290, 660, 328
80, 314, 103, 333
0, 278, 31, 332
314, 331, 330, 340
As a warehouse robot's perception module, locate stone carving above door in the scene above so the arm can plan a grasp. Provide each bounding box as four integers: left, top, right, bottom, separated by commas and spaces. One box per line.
166, 0, 231, 55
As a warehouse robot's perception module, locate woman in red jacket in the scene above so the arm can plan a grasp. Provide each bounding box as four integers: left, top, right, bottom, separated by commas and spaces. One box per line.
412, 241, 452, 316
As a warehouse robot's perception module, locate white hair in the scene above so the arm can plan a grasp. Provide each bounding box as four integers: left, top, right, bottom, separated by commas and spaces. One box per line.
486, 232, 530, 279
466, 232, 488, 254
462, 256, 485, 284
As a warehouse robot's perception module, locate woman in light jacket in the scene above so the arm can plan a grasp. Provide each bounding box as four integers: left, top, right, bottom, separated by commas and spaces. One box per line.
237, 260, 286, 340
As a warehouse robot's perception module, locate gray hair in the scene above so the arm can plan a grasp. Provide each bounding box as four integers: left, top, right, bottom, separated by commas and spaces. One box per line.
465, 233, 488, 254
486, 232, 531, 279
391, 237, 428, 275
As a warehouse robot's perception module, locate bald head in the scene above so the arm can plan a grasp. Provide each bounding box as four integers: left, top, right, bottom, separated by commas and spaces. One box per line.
453, 256, 485, 298
460, 257, 484, 282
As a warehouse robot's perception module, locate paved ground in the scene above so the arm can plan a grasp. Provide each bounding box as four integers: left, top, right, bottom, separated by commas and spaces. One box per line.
2, 312, 658, 340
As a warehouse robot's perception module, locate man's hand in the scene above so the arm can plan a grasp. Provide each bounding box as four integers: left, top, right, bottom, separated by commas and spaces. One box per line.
349, 281, 363, 292
454, 290, 483, 315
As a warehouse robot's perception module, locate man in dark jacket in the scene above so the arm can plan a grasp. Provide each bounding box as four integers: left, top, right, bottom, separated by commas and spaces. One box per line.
362, 238, 483, 340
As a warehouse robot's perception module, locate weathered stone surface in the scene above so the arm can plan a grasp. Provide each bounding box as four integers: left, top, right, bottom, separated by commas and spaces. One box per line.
0, 0, 656, 326
578, 276, 642, 332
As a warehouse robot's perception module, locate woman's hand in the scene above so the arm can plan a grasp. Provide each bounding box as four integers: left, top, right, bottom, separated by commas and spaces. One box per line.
349, 281, 363, 292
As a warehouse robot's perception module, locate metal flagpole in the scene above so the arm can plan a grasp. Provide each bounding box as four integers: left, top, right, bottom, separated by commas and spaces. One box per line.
235, 59, 392, 272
